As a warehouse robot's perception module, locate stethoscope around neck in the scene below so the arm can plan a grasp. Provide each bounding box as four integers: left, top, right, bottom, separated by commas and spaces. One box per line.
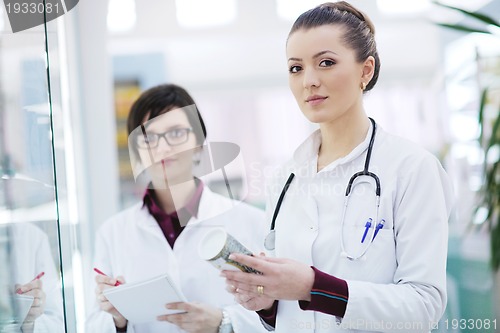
264, 118, 383, 261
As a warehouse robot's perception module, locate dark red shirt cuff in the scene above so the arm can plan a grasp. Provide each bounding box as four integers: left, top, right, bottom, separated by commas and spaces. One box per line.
298, 266, 349, 318
256, 300, 278, 328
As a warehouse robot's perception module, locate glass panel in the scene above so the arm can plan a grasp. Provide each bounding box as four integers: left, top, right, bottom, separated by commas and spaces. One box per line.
0, 7, 66, 333
44, 12, 80, 333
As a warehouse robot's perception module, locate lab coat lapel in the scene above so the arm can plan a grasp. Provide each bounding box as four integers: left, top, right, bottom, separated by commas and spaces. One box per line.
276, 179, 318, 333
132, 205, 182, 285
184, 187, 234, 226
135, 205, 167, 240
276, 174, 318, 266
301, 189, 318, 226
274, 148, 319, 333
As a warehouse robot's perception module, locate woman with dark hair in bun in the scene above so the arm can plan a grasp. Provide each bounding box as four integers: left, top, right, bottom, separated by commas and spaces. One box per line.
222, 2, 454, 332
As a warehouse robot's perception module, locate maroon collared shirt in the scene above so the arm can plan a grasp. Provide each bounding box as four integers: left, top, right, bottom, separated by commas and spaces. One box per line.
143, 180, 204, 248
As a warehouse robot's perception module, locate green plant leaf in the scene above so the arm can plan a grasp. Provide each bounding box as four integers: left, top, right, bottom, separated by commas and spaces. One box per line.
486, 105, 500, 149
478, 88, 488, 145
435, 23, 491, 34
432, 1, 500, 27
491, 222, 500, 270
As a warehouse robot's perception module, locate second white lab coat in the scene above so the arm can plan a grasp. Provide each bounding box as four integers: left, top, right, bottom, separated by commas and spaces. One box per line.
86, 187, 268, 333
265, 125, 454, 333
6, 223, 65, 333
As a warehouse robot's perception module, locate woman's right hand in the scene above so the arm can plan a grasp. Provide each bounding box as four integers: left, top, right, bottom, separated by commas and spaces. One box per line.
227, 284, 275, 311
95, 274, 127, 328
225, 252, 275, 311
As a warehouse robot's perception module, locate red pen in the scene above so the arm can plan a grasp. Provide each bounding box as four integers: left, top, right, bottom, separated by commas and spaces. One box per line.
93, 268, 121, 286
16, 271, 45, 294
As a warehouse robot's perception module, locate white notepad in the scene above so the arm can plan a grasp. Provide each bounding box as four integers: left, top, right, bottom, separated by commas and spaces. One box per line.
103, 274, 187, 323
14, 294, 34, 324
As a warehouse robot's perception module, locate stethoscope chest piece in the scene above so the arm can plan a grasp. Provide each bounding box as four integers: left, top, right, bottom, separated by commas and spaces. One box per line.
264, 230, 276, 251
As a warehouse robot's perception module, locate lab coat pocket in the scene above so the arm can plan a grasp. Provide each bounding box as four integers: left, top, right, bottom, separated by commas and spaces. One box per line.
338, 226, 396, 282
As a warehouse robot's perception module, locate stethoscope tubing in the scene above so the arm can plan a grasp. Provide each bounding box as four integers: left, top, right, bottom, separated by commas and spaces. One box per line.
264, 173, 295, 251
339, 193, 380, 261
270, 173, 295, 231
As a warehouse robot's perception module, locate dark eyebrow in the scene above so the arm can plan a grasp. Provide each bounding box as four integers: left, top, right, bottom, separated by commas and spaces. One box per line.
143, 124, 185, 133
287, 50, 338, 62
314, 50, 337, 58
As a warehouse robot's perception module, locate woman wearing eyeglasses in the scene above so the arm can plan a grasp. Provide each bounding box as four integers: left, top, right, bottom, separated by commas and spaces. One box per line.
86, 84, 268, 333
222, 2, 455, 333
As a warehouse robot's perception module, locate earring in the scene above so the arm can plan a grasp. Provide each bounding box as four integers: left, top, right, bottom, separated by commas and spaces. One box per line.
360, 82, 366, 91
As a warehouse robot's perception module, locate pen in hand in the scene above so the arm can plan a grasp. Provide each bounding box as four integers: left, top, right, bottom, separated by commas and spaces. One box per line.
16, 271, 45, 294
94, 268, 121, 286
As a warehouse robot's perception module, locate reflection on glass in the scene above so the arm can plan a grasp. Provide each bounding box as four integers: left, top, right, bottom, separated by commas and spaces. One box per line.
0, 222, 64, 333
0, 17, 66, 333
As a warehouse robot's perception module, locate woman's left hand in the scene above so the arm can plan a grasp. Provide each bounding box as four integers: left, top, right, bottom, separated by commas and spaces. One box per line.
157, 302, 222, 333
222, 253, 315, 301
16, 279, 46, 332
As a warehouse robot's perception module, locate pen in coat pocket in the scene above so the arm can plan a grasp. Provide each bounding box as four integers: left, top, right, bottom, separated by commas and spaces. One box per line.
16, 271, 45, 294
93, 267, 121, 286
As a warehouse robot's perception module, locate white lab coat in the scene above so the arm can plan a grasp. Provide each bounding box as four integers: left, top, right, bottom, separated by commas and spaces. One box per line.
86, 187, 269, 333
6, 223, 65, 333
266, 125, 454, 333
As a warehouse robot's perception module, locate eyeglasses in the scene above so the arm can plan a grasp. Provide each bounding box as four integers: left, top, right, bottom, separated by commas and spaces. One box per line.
135, 128, 193, 149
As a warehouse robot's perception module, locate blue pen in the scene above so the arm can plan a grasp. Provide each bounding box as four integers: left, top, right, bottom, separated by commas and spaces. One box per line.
360, 218, 372, 243
373, 219, 386, 240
